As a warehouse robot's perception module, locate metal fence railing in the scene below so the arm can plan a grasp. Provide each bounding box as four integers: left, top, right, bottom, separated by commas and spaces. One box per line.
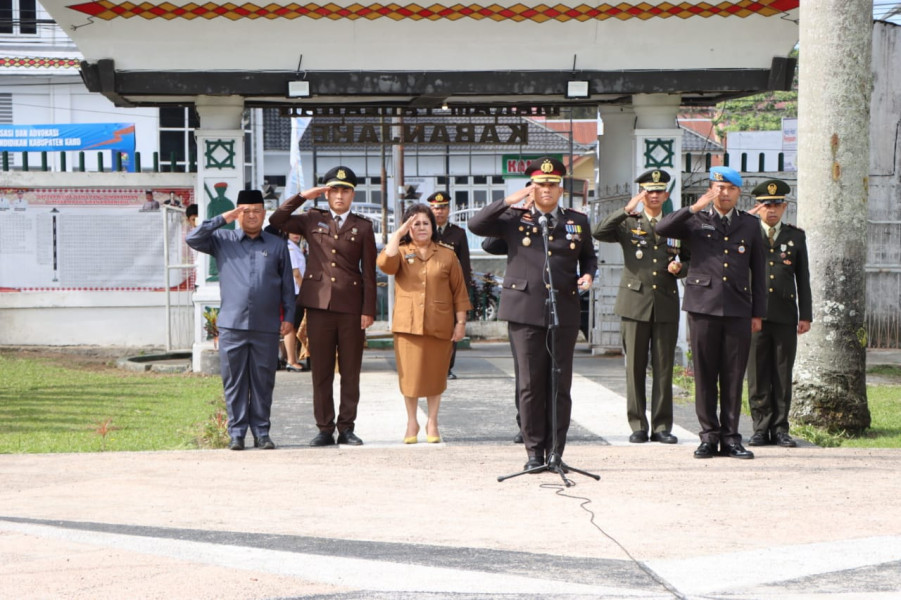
162, 205, 197, 352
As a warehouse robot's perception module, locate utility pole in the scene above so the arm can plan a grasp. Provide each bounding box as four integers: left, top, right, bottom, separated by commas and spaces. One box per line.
792, 1, 872, 432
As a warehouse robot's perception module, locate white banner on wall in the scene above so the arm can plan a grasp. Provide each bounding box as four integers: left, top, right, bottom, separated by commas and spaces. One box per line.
0, 187, 193, 291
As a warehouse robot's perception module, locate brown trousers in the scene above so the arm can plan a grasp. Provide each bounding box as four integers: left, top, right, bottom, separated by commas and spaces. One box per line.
306, 308, 365, 434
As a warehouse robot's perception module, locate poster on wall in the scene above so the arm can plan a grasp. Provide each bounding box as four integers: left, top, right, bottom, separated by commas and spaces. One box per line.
0, 187, 195, 291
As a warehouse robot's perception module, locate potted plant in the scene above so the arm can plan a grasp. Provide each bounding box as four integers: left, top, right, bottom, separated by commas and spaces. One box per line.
203, 306, 220, 348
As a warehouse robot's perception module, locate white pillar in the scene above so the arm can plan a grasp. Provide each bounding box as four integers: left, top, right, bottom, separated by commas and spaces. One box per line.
597, 105, 635, 194
632, 93, 683, 207
632, 94, 690, 366
191, 95, 246, 372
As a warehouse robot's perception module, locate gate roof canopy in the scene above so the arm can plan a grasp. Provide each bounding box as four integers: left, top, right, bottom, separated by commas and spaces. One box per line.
42, 0, 800, 110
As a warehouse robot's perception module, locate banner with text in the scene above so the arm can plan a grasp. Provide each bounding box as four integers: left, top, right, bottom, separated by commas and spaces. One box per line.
0, 187, 194, 291
0, 123, 136, 172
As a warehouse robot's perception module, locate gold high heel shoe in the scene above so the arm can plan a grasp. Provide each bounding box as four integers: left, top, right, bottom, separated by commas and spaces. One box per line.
424, 419, 440, 443
404, 425, 419, 444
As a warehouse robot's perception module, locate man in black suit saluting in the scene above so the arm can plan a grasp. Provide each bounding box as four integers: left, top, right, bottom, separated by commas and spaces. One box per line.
468, 157, 597, 472
656, 166, 766, 460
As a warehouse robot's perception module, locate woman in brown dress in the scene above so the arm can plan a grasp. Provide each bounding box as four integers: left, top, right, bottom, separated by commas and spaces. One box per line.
377, 204, 471, 444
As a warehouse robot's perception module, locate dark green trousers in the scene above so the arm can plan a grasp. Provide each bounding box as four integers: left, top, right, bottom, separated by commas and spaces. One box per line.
621, 317, 678, 433
747, 321, 798, 436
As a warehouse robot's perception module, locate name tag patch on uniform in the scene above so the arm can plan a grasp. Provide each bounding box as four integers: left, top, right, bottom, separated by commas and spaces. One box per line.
702, 224, 715, 230
318, 221, 329, 229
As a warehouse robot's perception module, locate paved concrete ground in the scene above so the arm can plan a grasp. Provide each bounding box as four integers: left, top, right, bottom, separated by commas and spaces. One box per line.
1, 342, 901, 599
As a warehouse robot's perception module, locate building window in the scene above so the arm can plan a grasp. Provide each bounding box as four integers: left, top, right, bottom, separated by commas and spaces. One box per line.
0, 0, 37, 35
0, 93, 12, 124
158, 107, 198, 172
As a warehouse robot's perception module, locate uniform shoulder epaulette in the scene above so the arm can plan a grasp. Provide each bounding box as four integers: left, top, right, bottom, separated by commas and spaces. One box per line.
350, 212, 372, 222
438, 241, 455, 251
311, 207, 329, 214
785, 222, 804, 232
511, 205, 528, 211
564, 207, 586, 215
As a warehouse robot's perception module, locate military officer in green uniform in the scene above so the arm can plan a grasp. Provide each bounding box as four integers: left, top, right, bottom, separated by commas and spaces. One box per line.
593, 169, 690, 444
746, 179, 812, 448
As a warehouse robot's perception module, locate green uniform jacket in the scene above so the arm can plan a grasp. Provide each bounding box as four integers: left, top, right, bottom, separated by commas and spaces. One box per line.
763, 223, 812, 325
593, 209, 690, 323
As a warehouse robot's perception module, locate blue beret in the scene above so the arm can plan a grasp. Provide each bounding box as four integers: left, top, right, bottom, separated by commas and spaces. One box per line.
709, 166, 742, 187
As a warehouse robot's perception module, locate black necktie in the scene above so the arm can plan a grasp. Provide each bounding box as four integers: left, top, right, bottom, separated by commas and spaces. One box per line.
544, 213, 554, 229
335, 215, 342, 229
721, 215, 729, 228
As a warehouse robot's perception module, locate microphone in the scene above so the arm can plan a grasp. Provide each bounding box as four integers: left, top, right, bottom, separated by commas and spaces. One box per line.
538, 214, 549, 236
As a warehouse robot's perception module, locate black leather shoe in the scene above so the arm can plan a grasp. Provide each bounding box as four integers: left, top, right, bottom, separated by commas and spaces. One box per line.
650, 431, 678, 444
447, 370, 457, 380
228, 437, 245, 451
721, 442, 754, 459
748, 432, 769, 447
337, 430, 364, 445
629, 430, 649, 443
513, 431, 524, 444
523, 456, 544, 471
309, 431, 335, 447
693, 441, 717, 459
254, 435, 276, 450
774, 432, 797, 448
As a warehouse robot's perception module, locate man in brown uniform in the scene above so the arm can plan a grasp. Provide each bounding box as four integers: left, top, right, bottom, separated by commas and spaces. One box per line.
428, 191, 473, 379
269, 166, 377, 446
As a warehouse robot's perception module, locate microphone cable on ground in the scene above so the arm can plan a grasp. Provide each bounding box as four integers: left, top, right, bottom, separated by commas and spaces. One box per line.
539, 482, 688, 600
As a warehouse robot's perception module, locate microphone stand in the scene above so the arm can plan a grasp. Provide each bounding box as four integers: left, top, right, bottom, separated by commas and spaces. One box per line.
498, 214, 600, 486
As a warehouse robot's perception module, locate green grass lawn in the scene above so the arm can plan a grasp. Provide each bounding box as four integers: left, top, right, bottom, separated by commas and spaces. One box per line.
832, 384, 901, 448
0, 352, 226, 453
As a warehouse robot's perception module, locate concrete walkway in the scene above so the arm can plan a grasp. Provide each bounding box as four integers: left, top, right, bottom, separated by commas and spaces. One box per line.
1, 342, 900, 599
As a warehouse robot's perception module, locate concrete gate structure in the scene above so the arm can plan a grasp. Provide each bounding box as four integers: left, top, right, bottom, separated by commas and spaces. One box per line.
35, 0, 801, 368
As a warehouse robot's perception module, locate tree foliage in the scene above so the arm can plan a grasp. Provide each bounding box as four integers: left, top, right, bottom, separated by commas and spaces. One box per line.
714, 48, 799, 136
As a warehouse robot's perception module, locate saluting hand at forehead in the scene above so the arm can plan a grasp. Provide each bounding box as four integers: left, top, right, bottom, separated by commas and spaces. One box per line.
746, 203, 766, 216
504, 185, 534, 209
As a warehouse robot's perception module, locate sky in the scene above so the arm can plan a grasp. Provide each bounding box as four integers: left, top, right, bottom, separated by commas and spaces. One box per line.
873, 1, 901, 23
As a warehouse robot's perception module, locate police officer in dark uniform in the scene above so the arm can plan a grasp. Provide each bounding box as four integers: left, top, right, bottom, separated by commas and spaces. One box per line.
746, 179, 812, 448
656, 166, 766, 460
593, 169, 690, 444
269, 166, 377, 447
428, 191, 473, 380
468, 157, 597, 471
